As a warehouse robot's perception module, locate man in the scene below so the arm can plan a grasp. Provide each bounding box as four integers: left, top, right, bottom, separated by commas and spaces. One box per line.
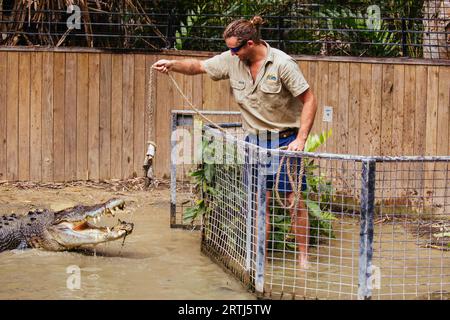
153, 16, 317, 269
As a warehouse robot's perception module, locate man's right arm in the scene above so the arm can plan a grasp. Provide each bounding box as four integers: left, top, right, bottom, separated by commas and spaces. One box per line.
152, 59, 206, 75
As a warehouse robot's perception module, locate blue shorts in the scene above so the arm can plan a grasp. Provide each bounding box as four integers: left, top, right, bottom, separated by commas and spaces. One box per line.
244, 132, 307, 193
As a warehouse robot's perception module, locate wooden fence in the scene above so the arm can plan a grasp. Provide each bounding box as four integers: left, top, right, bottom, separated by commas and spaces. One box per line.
0, 48, 448, 181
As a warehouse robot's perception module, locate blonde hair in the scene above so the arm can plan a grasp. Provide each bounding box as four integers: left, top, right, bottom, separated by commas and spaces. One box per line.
223, 16, 264, 44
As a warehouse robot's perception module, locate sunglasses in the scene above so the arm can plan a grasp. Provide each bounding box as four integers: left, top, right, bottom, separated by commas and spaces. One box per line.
229, 40, 248, 53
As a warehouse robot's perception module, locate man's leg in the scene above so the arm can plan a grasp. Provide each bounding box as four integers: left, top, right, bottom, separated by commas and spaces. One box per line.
288, 192, 309, 269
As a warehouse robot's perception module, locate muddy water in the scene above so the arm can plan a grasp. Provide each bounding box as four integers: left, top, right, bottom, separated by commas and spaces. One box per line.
0, 185, 254, 300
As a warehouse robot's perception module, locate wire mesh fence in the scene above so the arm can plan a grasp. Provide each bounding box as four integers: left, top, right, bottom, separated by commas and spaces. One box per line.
0, 1, 448, 59
171, 113, 450, 300
170, 110, 244, 229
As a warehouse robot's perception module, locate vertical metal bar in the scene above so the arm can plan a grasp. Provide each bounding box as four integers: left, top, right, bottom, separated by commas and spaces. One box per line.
401, 17, 408, 57
358, 159, 376, 300
245, 143, 253, 271
255, 150, 267, 296
278, 16, 284, 51
170, 112, 178, 228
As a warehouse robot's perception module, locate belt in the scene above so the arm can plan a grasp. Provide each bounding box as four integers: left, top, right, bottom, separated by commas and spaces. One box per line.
250, 128, 298, 141
278, 128, 299, 139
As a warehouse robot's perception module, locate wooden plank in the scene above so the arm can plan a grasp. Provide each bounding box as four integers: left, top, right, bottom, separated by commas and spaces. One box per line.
424, 66, 440, 208
99, 53, 112, 180
411, 66, 427, 193
76, 53, 89, 180
392, 65, 405, 156
434, 66, 449, 213
53, 53, 65, 182
369, 64, 382, 156
337, 63, 349, 155
30, 52, 43, 181
88, 54, 100, 181
437, 66, 449, 156
327, 62, 339, 154
192, 74, 204, 110
41, 52, 54, 182
402, 65, 416, 156
133, 54, 146, 178
380, 65, 394, 155
122, 54, 134, 179
0, 52, 7, 180
111, 54, 123, 179
172, 60, 186, 110
359, 63, 372, 156
348, 63, 361, 156
154, 54, 174, 178
425, 67, 439, 156
18, 52, 31, 181
64, 52, 77, 181
6, 52, 19, 181
299, 60, 309, 81
414, 66, 428, 156
308, 61, 321, 136
316, 61, 328, 151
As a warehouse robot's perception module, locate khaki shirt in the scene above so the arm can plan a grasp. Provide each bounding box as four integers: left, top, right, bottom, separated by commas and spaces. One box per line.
202, 42, 309, 133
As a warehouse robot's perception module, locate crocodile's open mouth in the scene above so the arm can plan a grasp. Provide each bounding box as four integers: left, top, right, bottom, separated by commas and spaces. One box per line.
48, 199, 134, 248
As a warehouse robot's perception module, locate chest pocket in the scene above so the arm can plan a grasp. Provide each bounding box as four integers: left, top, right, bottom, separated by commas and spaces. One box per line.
260, 80, 282, 94
230, 79, 246, 101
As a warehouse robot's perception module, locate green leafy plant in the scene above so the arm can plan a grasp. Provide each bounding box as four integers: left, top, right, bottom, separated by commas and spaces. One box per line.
183, 138, 217, 224
317, 7, 402, 57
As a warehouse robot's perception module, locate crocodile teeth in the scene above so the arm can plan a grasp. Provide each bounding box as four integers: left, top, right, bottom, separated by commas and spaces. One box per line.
107, 227, 111, 233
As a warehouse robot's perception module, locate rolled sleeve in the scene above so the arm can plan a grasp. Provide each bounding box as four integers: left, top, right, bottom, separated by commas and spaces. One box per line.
280, 59, 310, 97
202, 51, 231, 81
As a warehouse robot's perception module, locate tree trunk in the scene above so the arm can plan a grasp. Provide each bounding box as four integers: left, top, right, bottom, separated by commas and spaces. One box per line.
422, 0, 449, 59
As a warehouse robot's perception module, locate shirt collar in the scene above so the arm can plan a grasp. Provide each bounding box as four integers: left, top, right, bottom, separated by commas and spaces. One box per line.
263, 41, 275, 63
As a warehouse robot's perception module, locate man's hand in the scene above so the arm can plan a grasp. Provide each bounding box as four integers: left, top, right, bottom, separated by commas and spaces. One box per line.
287, 137, 306, 152
152, 59, 173, 74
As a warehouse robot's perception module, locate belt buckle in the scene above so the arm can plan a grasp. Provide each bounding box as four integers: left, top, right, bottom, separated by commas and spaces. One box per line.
280, 129, 292, 139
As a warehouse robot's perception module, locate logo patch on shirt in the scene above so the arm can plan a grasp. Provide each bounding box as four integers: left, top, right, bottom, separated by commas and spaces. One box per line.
266, 74, 278, 82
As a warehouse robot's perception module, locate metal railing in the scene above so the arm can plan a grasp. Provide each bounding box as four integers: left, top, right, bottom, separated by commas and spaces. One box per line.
0, 1, 448, 59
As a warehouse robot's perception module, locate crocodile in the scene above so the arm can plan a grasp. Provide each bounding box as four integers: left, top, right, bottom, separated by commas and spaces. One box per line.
0, 199, 133, 252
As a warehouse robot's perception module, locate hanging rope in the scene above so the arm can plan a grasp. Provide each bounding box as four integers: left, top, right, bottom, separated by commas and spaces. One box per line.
147, 66, 157, 150
274, 151, 305, 210
166, 72, 226, 133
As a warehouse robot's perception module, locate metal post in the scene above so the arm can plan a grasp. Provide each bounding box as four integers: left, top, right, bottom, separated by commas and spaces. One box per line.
401, 17, 408, 57
170, 113, 178, 228
278, 15, 284, 51
358, 159, 376, 300
245, 143, 254, 272
166, 8, 176, 49
255, 150, 267, 297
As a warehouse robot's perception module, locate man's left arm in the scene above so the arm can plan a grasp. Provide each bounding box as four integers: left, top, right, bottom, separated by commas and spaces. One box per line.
287, 88, 317, 152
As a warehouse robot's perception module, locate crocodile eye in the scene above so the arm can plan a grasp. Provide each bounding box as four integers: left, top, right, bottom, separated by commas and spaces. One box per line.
30, 217, 36, 221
